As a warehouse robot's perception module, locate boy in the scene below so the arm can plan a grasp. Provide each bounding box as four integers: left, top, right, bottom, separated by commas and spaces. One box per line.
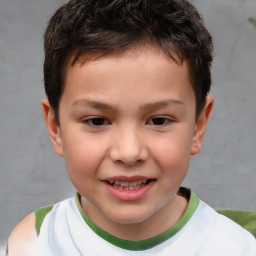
7, 0, 256, 255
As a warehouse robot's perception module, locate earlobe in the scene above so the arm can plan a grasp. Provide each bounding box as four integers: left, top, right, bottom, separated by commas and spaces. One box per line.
191, 96, 214, 155
41, 98, 64, 157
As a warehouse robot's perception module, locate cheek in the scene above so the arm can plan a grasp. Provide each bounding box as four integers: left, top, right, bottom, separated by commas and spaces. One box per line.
153, 133, 192, 162
62, 136, 106, 180
151, 132, 192, 177
64, 144, 102, 196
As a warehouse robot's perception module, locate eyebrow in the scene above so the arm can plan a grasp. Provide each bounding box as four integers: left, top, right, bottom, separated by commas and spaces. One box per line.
72, 99, 184, 111
72, 99, 112, 110
142, 99, 184, 112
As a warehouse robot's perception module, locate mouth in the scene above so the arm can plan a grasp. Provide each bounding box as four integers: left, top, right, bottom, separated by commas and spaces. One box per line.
104, 178, 155, 191
103, 177, 156, 201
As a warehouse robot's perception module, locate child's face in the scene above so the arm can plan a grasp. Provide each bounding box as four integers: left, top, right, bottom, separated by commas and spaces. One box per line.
43, 45, 213, 236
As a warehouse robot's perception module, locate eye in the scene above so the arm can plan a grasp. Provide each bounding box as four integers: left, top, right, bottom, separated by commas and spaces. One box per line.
147, 117, 172, 126
83, 117, 110, 127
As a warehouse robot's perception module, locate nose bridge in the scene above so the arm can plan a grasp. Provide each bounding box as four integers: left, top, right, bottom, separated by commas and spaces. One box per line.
109, 123, 148, 165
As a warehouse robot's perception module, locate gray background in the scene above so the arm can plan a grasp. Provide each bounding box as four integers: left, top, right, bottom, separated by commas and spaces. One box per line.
0, 0, 256, 252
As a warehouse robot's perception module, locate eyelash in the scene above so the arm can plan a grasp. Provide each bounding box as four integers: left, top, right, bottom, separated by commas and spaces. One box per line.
82, 116, 173, 127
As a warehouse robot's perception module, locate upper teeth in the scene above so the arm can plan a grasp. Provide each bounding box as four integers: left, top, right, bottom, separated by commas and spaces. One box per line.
108, 180, 147, 187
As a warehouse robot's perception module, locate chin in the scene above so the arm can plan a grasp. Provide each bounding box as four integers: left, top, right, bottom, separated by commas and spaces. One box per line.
106, 208, 152, 225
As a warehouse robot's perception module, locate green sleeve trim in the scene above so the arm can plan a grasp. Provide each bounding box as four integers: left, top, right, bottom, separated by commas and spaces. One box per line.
217, 209, 256, 238
5, 243, 8, 256
75, 187, 199, 251
34, 205, 53, 236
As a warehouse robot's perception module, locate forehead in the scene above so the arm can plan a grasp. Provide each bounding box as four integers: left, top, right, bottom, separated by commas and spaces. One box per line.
61, 45, 194, 110
67, 44, 187, 82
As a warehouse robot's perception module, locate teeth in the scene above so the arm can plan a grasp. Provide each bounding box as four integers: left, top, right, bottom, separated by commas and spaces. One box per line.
108, 179, 149, 190
129, 181, 138, 186
121, 181, 129, 187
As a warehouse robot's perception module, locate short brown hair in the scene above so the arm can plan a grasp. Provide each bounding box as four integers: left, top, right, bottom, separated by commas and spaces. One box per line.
44, 0, 213, 123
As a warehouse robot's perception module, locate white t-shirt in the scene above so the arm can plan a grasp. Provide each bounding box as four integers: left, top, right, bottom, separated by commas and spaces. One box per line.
19, 188, 256, 255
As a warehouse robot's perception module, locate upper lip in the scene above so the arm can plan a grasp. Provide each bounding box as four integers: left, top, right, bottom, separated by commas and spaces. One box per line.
103, 175, 155, 182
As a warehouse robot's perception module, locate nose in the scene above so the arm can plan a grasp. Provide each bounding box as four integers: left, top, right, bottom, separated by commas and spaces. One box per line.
109, 126, 148, 166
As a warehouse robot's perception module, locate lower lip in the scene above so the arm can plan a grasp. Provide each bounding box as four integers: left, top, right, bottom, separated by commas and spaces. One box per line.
103, 180, 155, 201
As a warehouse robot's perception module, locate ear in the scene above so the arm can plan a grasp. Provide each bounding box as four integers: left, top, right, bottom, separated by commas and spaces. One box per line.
191, 96, 214, 155
42, 98, 64, 157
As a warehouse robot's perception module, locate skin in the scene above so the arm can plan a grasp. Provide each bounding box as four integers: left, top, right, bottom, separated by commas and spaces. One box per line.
8, 214, 37, 255
8, 45, 214, 253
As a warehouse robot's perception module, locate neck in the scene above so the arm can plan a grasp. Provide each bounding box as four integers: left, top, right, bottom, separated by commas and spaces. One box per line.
81, 194, 188, 241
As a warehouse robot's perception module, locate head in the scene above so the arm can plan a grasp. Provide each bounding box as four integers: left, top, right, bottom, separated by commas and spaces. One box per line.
44, 0, 213, 124
42, 0, 214, 238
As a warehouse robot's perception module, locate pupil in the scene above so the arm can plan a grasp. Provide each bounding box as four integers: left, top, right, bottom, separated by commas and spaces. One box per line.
92, 118, 105, 125
152, 118, 165, 125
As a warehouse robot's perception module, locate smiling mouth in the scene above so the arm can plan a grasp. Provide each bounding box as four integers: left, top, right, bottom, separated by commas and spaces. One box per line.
106, 179, 153, 191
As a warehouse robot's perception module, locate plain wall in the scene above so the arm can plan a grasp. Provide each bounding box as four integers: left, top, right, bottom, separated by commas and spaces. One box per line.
1, 0, 256, 252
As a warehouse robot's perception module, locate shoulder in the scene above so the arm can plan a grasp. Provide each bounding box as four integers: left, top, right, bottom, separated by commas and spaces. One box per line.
8, 213, 37, 256
215, 212, 256, 241
7, 199, 72, 256
210, 213, 256, 254
217, 209, 256, 238
196, 202, 256, 253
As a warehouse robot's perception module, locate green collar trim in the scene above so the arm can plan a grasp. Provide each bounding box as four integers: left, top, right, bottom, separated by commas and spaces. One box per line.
75, 187, 199, 251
